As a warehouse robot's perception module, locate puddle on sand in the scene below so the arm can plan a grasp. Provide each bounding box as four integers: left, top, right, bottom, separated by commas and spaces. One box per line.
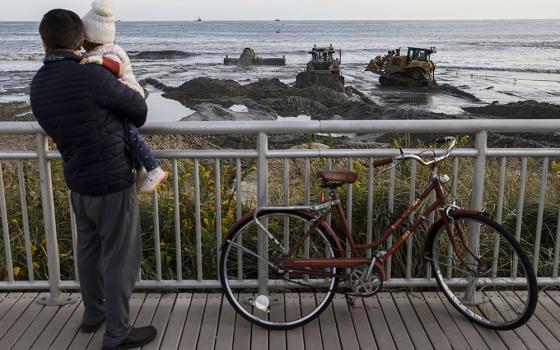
146, 93, 194, 122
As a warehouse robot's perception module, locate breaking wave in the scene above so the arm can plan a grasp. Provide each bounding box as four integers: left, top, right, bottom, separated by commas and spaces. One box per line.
0, 53, 44, 61
128, 50, 199, 60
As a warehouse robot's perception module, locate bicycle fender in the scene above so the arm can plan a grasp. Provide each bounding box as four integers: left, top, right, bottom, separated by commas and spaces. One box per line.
422, 209, 481, 258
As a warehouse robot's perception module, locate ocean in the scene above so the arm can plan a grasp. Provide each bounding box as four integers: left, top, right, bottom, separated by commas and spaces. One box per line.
1, 20, 559, 120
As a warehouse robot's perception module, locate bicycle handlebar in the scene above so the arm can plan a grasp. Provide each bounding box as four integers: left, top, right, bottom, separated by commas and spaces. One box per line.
377, 136, 457, 168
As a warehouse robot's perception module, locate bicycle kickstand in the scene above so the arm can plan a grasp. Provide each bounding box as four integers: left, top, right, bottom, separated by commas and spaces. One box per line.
344, 294, 357, 307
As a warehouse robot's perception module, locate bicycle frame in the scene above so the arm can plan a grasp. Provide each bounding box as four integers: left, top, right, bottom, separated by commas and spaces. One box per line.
277, 176, 457, 273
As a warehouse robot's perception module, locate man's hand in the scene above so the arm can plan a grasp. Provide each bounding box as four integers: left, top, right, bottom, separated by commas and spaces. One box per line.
80, 55, 103, 65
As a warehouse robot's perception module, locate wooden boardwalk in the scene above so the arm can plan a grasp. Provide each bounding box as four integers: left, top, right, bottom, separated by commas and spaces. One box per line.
0, 291, 559, 349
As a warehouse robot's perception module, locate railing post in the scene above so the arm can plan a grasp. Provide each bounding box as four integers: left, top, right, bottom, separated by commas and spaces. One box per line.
36, 134, 75, 306
464, 130, 487, 303
257, 132, 269, 295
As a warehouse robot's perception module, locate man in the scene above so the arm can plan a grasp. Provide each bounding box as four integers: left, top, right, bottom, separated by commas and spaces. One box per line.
30, 9, 156, 350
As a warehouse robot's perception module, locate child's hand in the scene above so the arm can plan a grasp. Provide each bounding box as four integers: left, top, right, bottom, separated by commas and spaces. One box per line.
80, 56, 103, 65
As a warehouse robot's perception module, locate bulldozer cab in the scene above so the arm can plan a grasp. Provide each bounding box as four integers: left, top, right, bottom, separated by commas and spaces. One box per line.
309, 45, 340, 63
306, 44, 342, 74
406, 47, 436, 63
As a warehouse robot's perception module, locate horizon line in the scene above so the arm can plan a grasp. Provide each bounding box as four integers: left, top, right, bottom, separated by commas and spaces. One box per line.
1, 18, 560, 22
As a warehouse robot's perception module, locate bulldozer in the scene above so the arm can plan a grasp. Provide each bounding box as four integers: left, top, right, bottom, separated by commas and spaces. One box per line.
306, 44, 342, 75
366, 47, 437, 87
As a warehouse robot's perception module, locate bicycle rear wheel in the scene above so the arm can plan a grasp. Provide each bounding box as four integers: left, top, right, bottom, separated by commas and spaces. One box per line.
219, 209, 341, 329
429, 213, 537, 330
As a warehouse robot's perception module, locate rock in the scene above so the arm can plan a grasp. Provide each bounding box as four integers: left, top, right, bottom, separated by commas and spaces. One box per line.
245, 78, 289, 91
161, 76, 385, 120
295, 71, 345, 92
181, 103, 275, 121
0, 102, 33, 121
463, 100, 560, 119
434, 84, 481, 102
164, 78, 247, 108
259, 96, 329, 117
139, 78, 168, 90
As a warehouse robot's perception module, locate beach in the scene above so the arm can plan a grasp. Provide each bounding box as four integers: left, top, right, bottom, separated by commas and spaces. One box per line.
1, 20, 559, 147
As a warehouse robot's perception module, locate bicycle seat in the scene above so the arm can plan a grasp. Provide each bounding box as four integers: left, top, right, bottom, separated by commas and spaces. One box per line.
317, 170, 358, 187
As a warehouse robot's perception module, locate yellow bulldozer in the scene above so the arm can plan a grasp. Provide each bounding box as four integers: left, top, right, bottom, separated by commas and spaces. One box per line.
366, 47, 437, 87
306, 44, 342, 75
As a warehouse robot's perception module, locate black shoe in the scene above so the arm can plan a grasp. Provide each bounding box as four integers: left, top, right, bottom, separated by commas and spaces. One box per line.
101, 326, 157, 350
80, 318, 105, 333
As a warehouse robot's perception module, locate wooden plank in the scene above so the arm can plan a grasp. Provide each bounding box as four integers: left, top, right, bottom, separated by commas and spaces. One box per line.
504, 291, 560, 349
142, 293, 176, 350
197, 293, 221, 350
421, 292, 472, 350
392, 292, 433, 350
0, 292, 45, 349
178, 293, 207, 350
0, 292, 22, 321
49, 300, 85, 350
284, 293, 304, 350
12, 293, 62, 350
268, 294, 286, 350
437, 291, 520, 350
533, 292, 560, 342
347, 297, 378, 350
251, 299, 269, 350
377, 293, 414, 350
487, 291, 544, 350
300, 293, 323, 350
332, 294, 359, 350
406, 293, 451, 350
316, 294, 340, 350
232, 294, 251, 350
214, 294, 236, 350
30, 293, 82, 350
363, 296, 396, 350
125, 292, 160, 350
543, 291, 560, 323
159, 293, 192, 350
84, 292, 146, 350
0, 293, 38, 340
133, 293, 161, 327
436, 292, 509, 350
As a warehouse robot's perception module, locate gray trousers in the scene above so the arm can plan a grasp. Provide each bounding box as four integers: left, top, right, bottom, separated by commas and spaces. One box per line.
71, 185, 141, 347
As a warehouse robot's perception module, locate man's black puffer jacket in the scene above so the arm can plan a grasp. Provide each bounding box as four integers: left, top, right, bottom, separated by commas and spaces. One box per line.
30, 50, 148, 196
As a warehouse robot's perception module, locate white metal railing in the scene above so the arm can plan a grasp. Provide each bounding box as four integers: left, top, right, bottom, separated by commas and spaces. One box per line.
0, 120, 559, 305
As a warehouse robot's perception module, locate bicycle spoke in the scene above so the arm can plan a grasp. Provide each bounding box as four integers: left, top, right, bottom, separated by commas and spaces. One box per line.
220, 210, 339, 329
431, 214, 537, 330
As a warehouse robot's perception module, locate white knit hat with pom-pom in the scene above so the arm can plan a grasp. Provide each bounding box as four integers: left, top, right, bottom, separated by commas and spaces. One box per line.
82, 0, 116, 44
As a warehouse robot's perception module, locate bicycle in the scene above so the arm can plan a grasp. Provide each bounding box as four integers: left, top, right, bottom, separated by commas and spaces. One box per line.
219, 136, 538, 330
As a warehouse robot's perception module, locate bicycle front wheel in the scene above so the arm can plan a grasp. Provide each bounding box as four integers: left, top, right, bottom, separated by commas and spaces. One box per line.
430, 213, 537, 330
219, 209, 341, 330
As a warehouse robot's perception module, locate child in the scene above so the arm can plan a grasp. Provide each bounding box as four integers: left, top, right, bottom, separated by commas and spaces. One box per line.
81, 0, 168, 193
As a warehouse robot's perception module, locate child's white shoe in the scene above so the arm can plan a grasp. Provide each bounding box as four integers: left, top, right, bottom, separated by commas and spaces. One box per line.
139, 167, 169, 193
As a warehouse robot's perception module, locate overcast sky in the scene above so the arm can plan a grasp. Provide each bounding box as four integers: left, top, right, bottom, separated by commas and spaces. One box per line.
1, 0, 559, 21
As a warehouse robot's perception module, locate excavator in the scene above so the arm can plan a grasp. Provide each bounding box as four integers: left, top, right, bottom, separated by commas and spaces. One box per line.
366, 47, 437, 87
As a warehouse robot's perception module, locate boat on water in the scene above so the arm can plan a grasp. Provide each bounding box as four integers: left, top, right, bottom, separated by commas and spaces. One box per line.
275, 19, 280, 22
196, 17, 202, 22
